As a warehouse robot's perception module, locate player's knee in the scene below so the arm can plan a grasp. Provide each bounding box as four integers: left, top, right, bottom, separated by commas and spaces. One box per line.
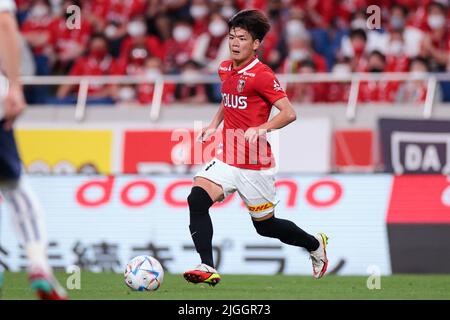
187, 186, 213, 214
252, 216, 276, 237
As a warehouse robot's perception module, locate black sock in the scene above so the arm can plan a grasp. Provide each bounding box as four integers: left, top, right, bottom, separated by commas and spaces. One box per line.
253, 216, 320, 252
188, 187, 214, 267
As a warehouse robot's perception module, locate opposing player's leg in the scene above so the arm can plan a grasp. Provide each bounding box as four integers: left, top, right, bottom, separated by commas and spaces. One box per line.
0, 124, 67, 299
238, 168, 329, 279
183, 159, 237, 287
0, 178, 68, 299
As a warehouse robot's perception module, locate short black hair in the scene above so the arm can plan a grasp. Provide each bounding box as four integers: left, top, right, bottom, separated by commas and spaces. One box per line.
392, 3, 409, 16
409, 56, 430, 71
349, 28, 367, 42
228, 9, 271, 42
368, 50, 386, 63
428, 1, 446, 13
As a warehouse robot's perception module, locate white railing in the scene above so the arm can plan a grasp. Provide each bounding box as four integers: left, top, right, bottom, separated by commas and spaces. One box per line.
20, 72, 450, 122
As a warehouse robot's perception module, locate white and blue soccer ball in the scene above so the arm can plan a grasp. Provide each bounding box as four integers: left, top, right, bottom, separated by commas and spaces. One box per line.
124, 255, 164, 291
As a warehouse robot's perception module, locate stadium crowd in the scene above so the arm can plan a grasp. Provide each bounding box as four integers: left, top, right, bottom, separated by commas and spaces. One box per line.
14, 0, 450, 105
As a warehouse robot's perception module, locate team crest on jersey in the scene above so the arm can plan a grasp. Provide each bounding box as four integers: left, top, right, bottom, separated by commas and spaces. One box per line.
237, 79, 246, 93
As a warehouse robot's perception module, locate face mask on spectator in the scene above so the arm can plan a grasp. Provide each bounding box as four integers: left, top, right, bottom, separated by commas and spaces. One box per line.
221, 6, 236, 19
286, 19, 305, 39
352, 42, 365, 56
410, 70, 427, 80
181, 69, 199, 82
427, 14, 445, 30
118, 87, 136, 101
128, 21, 147, 37
351, 18, 367, 30
173, 26, 192, 42
332, 63, 351, 75
30, 5, 49, 18
91, 47, 108, 59
209, 21, 228, 37
190, 5, 209, 19
289, 49, 309, 61
145, 68, 161, 78
387, 40, 404, 56
390, 16, 405, 30
105, 24, 118, 38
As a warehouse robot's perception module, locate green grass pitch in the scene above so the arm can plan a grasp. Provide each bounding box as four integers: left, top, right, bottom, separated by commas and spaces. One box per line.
2, 272, 450, 300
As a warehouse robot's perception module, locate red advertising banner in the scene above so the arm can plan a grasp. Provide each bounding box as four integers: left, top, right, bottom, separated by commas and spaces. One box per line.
387, 175, 450, 224
122, 130, 220, 173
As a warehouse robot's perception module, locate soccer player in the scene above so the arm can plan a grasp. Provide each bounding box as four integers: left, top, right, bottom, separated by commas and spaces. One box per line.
0, 0, 67, 299
183, 10, 328, 286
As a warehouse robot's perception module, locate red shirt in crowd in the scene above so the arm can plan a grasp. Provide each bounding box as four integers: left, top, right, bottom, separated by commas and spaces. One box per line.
21, 15, 56, 54
50, 17, 92, 57
69, 54, 116, 94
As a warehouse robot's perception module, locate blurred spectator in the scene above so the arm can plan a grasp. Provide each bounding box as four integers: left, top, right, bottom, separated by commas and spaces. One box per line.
280, 27, 327, 73
419, 1, 449, 72
386, 3, 424, 59
285, 59, 327, 103
340, 28, 368, 72
327, 57, 352, 103
119, 15, 165, 61
90, 0, 149, 56
164, 19, 196, 73
174, 60, 208, 104
52, 0, 93, 75
219, 0, 238, 20
395, 57, 442, 104
54, 33, 115, 104
137, 57, 175, 105
191, 12, 229, 73
189, 0, 210, 36
358, 50, 398, 103
385, 30, 410, 72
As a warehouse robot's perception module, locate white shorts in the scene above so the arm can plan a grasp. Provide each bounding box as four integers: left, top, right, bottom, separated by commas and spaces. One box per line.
194, 158, 279, 219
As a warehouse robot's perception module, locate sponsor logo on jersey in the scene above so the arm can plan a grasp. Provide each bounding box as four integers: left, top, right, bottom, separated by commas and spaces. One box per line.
237, 79, 246, 93
242, 71, 255, 77
222, 93, 248, 109
248, 202, 274, 212
273, 80, 283, 92
219, 64, 232, 72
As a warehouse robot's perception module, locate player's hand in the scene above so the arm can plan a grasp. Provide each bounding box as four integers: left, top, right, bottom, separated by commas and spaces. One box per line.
3, 83, 26, 130
197, 126, 217, 143
244, 127, 267, 144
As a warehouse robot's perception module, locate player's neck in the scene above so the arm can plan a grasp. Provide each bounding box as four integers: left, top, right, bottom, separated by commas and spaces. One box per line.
232, 54, 256, 69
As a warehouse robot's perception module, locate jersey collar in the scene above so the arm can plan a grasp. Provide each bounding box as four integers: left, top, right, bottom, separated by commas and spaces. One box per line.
233, 56, 260, 74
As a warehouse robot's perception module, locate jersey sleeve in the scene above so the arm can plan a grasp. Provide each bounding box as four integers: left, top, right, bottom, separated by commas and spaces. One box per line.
0, 0, 16, 12
217, 60, 231, 82
254, 70, 287, 105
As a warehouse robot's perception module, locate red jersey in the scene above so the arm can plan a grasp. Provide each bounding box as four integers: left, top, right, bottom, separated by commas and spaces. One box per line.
218, 57, 287, 170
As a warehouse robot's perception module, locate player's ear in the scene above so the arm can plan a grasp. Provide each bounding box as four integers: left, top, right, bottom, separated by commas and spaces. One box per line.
253, 39, 261, 51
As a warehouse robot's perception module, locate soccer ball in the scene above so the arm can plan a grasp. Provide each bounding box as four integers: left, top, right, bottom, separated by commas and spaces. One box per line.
124, 255, 164, 291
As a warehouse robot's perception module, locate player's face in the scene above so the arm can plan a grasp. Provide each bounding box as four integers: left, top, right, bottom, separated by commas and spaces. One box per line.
228, 27, 260, 66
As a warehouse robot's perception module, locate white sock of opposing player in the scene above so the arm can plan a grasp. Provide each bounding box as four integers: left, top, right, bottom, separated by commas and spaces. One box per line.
0, 177, 51, 275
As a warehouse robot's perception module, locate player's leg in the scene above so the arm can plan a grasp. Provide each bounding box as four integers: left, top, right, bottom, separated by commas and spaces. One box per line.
183, 177, 223, 286
188, 177, 223, 268
184, 158, 235, 286
252, 212, 320, 251
0, 124, 67, 299
238, 169, 329, 278
252, 211, 329, 278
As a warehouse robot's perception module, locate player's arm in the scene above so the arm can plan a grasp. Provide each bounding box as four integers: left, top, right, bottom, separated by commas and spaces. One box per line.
197, 102, 224, 143
0, 11, 26, 130
244, 97, 297, 143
